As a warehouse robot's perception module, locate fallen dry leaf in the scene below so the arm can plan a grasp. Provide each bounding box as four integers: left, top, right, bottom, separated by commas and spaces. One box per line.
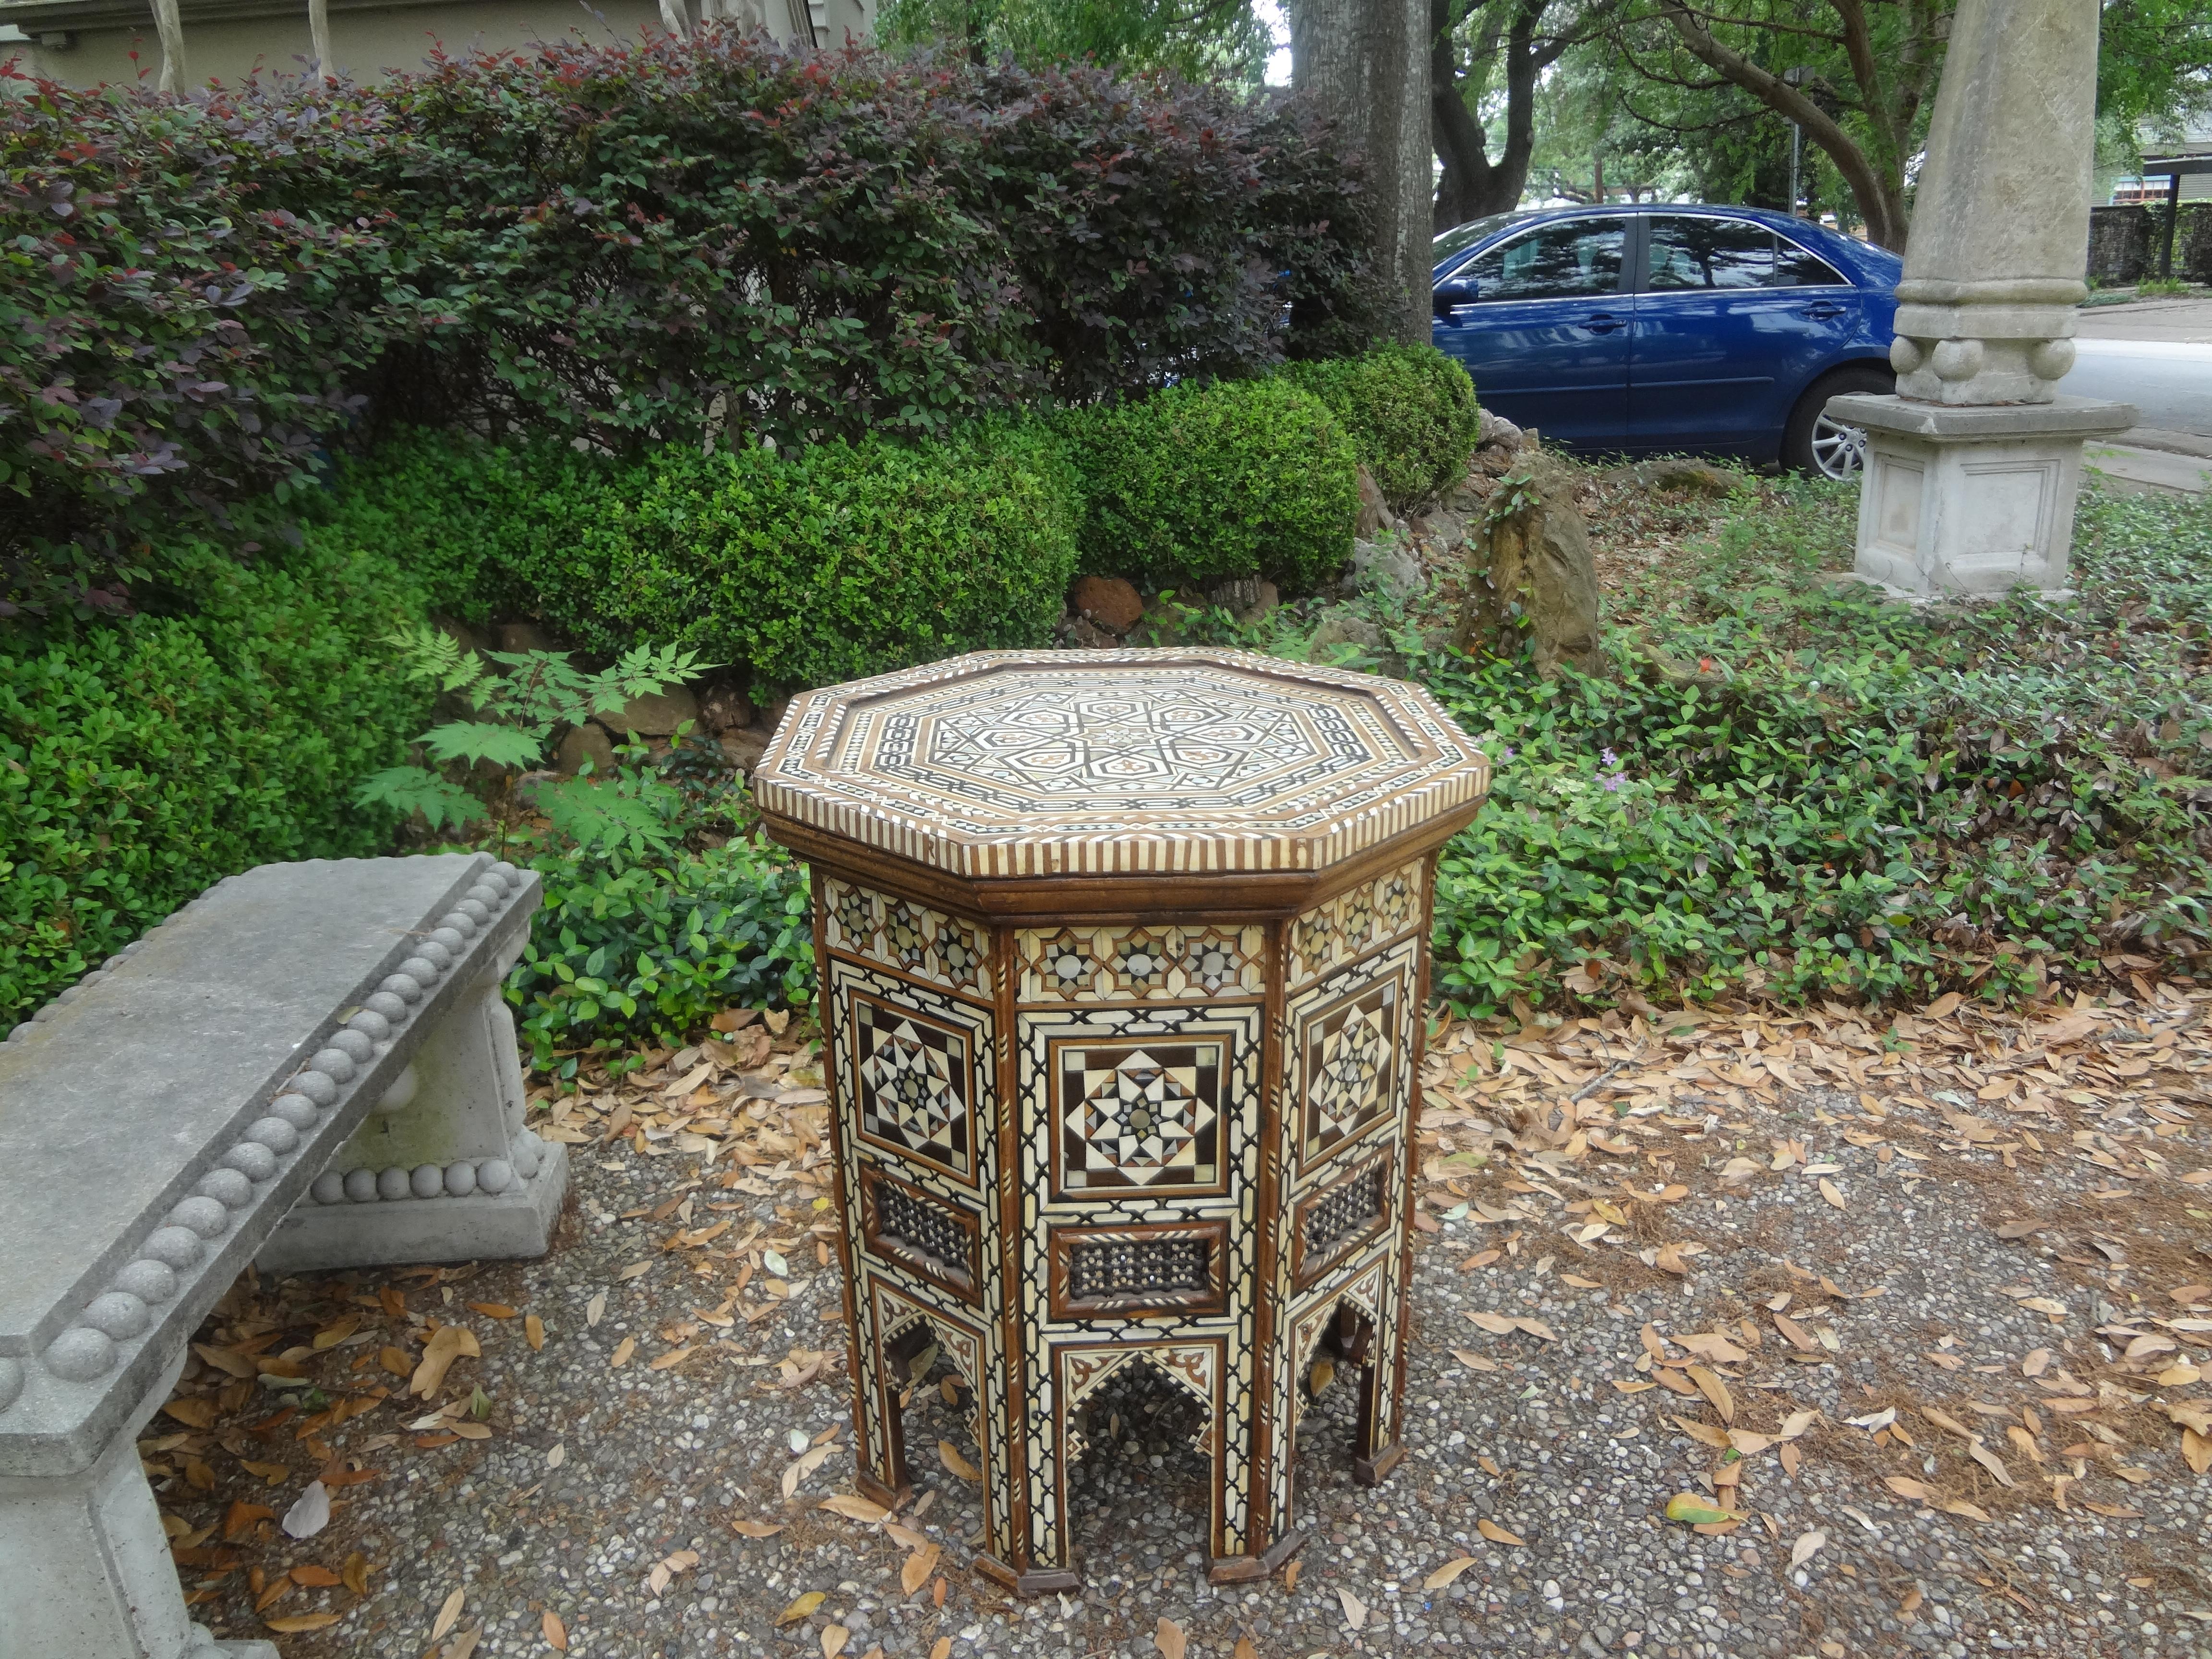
1424, 1555, 1478, 1589
543, 1611, 568, 1650
1791, 1529, 1827, 1569
902, 1543, 942, 1595
939, 1441, 981, 1482
410, 1326, 480, 1399
1155, 1616, 1187, 1659
525, 1314, 545, 1352
265, 1613, 343, 1633
820, 1494, 890, 1524
1338, 1587, 1368, 1630
777, 1591, 826, 1627
821, 1625, 850, 1659
1477, 1518, 1525, 1546
431, 1587, 465, 1643
609, 1336, 637, 1369
1686, 1365, 1735, 1424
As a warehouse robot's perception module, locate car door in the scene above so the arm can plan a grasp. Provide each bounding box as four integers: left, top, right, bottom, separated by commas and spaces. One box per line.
1431, 216, 1631, 448
1627, 214, 1863, 459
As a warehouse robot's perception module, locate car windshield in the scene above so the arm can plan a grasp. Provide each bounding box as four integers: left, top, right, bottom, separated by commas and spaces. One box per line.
1432, 212, 1520, 266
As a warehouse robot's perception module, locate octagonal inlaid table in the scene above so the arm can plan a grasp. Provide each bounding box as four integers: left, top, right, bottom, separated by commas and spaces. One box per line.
755, 648, 1491, 1593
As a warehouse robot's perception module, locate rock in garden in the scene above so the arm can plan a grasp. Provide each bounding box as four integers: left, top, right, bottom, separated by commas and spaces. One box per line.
556, 721, 617, 776
1347, 534, 1424, 600
593, 684, 699, 738
1453, 450, 1602, 679
1070, 575, 1144, 633
1477, 408, 1525, 451
698, 682, 757, 734
495, 619, 558, 653
1308, 609, 1406, 678
1604, 457, 1746, 496
718, 727, 770, 775
1354, 465, 1397, 538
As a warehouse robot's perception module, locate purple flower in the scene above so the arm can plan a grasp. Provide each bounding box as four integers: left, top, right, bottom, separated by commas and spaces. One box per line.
1601, 773, 1625, 793
1600, 747, 1620, 769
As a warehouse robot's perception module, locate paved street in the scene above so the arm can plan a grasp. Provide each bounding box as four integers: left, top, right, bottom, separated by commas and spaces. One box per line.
2067, 298, 2212, 493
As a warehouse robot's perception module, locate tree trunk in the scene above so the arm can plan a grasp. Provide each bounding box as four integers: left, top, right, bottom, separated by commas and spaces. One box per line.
1293, 0, 1433, 344
1432, 0, 1571, 233
151, 0, 186, 92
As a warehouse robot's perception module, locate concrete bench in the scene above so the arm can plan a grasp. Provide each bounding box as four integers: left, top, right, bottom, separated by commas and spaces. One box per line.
0, 854, 569, 1659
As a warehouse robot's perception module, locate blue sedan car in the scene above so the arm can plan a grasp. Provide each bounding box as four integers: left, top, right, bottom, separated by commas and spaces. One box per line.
1431, 204, 1901, 477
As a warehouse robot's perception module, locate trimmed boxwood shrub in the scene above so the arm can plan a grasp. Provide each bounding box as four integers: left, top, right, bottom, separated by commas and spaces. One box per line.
0, 539, 433, 1024
325, 424, 1083, 692
1283, 343, 1480, 512
1062, 378, 1359, 594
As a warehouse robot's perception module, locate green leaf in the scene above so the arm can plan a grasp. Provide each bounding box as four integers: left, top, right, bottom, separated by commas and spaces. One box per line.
354, 766, 487, 832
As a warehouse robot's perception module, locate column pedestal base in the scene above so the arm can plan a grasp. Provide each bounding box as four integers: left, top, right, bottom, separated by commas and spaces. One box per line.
1829, 393, 2135, 599
255, 1140, 566, 1273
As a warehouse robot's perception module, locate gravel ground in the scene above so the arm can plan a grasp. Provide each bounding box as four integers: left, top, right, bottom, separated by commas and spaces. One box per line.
160, 988, 2212, 1659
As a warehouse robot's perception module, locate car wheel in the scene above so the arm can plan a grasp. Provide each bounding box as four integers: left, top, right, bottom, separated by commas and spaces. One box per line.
1783, 364, 1893, 480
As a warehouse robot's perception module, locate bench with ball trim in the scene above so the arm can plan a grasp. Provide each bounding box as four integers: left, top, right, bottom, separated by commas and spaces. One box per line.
0, 854, 567, 1659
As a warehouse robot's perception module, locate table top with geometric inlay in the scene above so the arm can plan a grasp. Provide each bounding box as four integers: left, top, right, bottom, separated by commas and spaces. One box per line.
755, 649, 1490, 879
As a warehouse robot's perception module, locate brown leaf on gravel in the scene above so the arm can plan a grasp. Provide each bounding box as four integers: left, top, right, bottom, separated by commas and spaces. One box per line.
1674, 1416, 1730, 1448
1818, 1178, 1847, 1210
1967, 1440, 2016, 1488
1885, 1476, 1936, 1501
2184, 1430, 2212, 1475
821, 1626, 850, 1659
928, 1641, 951, 1659
1939, 1499, 1993, 1522
902, 1543, 941, 1595
1687, 1366, 1735, 1424
1424, 1555, 1479, 1588
265, 1613, 342, 1633
820, 1494, 889, 1524
733, 1518, 785, 1539
431, 1587, 465, 1642
1155, 1617, 1187, 1659
164, 1397, 219, 1429
938, 1441, 980, 1482
543, 1611, 568, 1650
1922, 1407, 1975, 1439
609, 1337, 637, 1369
409, 1326, 480, 1398
290, 1564, 342, 1587
776, 1592, 825, 1627
525, 1314, 546, 1352
1478, 1518, 1525, 1545
223, 1500, 274, 1540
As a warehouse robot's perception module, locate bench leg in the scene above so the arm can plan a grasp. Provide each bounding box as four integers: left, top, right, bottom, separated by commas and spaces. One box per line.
0, 1354, 276, 1659
258, 973, 567, 1273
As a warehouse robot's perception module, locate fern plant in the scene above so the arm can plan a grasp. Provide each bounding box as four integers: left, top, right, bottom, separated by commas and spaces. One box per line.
356, 628, 714, 856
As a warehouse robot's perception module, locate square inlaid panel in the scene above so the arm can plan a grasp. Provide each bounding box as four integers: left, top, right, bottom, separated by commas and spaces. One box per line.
825, 877, 992, 998
1286, 935, 1417, 1170
1017, 923, 1266, 1004
831, 959, 992, 1190
1058, 1037, 1224, 1194
1021, 1004, 1262, 1204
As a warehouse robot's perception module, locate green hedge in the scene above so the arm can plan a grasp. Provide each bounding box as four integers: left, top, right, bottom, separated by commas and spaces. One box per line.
1283, 343, 1480, 512
1061, 378, 1358, 594
0, 540, 433, 1024
325, 427, 1082, 692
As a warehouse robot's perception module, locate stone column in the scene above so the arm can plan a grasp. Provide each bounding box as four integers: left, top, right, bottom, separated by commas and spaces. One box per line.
1842, 0, 2136, 597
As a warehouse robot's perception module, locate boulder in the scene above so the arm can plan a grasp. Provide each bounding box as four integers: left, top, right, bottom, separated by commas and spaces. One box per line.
1238, 579, 1281, 624
698, 682, 757, 734
1346, 533, 1424, 601
593, 684, 699, 738
1353, 465, 1397, 538
1453, 451, 1602, 680
1603, 457, 1747, 496
494, 620, 558, 654
555, 722, 617, 777
1070, 574, 1145, 633
1477, 408, 1525, 451
1410, 506, 1468, 551
719, 727, 770, 775
1308, 610, 1406, 679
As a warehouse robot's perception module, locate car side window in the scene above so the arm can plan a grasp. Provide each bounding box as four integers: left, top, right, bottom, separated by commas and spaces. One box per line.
1645, 216, 1847, 290
1458, 219, 1625, 301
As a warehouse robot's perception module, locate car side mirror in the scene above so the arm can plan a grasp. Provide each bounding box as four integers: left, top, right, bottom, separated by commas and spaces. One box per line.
1433, 276, 1479, 316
